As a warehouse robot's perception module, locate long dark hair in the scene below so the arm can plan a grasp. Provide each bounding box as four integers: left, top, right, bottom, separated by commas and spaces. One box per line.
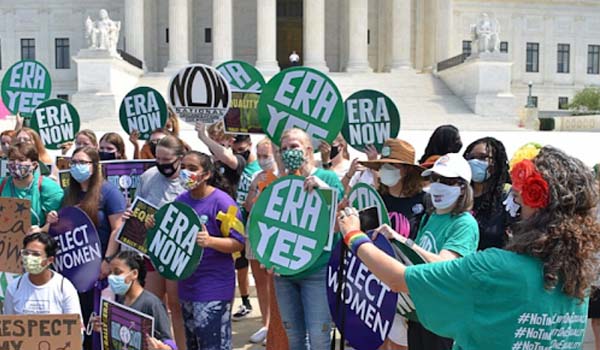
63, 147, 103, 226
114, 251, 147, 287
506, 146, 600, 301
419, 125, 462, 163
184, 151, 234, 198
463, 137, 510, 216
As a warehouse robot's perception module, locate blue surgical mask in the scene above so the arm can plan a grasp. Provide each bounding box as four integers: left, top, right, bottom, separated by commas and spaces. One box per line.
468, 159, 489, 183
108, 272, 133, 295
70, 164, 92, 183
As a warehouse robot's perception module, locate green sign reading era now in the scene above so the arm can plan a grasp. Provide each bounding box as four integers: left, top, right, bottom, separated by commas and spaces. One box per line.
1, 60, 52, 117
342, 90, 400, 152
257, 67, 344, 149
248, 175, 330, 276
119, 87, 168, 140
30, 99, 81, 150
147, 201, 203, 280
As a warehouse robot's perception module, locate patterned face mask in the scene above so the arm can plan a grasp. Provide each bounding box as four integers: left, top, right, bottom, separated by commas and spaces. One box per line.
8, 162, 35, 180
281, 149, 305, 172
179, 169, 203, 191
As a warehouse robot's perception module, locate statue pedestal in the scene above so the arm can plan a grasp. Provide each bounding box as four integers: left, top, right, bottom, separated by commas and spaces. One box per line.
438, 53, 516, 118
71, 49, 143, 125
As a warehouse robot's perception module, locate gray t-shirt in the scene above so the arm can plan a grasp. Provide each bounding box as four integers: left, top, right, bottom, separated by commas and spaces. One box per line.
136, 166, 185, 207
117, 290, 173, 342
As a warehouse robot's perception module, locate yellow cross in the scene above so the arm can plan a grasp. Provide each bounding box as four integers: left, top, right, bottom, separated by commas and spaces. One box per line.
216, 205, 245, 260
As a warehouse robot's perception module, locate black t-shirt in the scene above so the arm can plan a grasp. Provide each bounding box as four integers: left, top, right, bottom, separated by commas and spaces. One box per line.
381, 191, 426, 240
472, 194, 512, 250
215, 154, 246, 198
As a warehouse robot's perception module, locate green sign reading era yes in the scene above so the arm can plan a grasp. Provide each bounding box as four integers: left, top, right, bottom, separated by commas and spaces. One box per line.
257, 67, 344, 148
249, 175, 331, 276
30, 99, 81, 150
119, 87, 168, 140
1, 60, 52, 117
217, 60, 265, 92
342, 90, 400, 152
147, 202, 203, 280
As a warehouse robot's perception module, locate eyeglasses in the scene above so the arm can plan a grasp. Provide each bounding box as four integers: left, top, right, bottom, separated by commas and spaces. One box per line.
69, 160, 94, 166
430, 174, 462, 186
21, 249, 45, 258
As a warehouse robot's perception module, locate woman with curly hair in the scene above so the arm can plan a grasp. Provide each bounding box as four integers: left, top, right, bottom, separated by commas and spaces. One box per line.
463, 137, 512, 249
338, 146, 600, 349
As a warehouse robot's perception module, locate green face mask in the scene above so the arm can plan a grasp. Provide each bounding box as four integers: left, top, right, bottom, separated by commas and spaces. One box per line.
282, 148, 305, 172
22, 254, 49, 275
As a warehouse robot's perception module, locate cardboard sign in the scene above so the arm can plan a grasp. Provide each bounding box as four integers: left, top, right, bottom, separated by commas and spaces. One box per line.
327, 233, 398, 350
101, 298, 154, 350
257, 67, 344, 149
248, 175, 332, 276
0, 272, 20, 302
1, 60, 52, 117
0, 314, 81, 350
223, 91, 264, 134
342, 90, 400, 152
168, 64, 231, 124
48, 206, 102, 292
119, 87, 168, 140
0, 198, 31, 274
217, 60, 266, 92
146, 201, 203, 280
347, 183, 391, 227
30, 99, 81, 150
116, 197, 158, 256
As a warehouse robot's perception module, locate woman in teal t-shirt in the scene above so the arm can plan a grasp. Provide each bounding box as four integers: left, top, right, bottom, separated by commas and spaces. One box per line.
338, 146, 600, 350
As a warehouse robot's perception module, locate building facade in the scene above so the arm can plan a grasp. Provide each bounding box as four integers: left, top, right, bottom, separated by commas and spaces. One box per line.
0, 0, 599, 112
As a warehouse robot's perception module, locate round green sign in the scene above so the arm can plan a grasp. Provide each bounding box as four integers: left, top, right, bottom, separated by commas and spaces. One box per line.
216, 60, 266, 92
1, 60, 52, 117
119, 87, 168, 140
30, 99, 81, 150
146, 201, 203, 280
342, 89, 400, 152
257, 67, 344, 149
248, 175, 331, 276
347, 183, 391, 227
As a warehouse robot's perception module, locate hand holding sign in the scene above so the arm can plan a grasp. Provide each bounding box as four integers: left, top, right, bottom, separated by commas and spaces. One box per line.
196, 225, 211, 248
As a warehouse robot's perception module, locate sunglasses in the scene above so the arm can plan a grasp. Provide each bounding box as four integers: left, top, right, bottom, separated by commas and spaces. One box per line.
430, 174, 462, 186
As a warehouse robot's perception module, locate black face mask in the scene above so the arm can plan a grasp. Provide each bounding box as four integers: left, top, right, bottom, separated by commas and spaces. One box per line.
330, 145, 340, 160
99, 151, 117, 161
156, 159, 179, 177
235, 150, 251, 161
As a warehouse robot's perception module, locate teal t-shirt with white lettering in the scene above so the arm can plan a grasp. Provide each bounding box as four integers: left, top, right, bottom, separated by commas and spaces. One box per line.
405, 248, 589, 350
236, 160, 261, 222
415, 212, 479, 257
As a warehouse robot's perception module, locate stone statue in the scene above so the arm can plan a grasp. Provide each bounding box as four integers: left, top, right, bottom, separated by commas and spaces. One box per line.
470, 13, 500, 55
85, 9, 121, 55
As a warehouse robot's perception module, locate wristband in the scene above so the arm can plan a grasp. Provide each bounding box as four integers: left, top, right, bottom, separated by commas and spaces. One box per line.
343, 230, 370, 254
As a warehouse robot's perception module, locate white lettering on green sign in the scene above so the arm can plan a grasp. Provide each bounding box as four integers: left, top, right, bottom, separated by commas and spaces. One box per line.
34, 104, 74, 145
346, 97, 391, 145
124, 92, 162, 133
349, 186, 379, 209
6, 62, 47, 113
219, 63, 261, 91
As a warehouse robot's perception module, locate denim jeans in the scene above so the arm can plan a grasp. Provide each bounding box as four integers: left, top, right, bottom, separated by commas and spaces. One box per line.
274, 266, 332, 350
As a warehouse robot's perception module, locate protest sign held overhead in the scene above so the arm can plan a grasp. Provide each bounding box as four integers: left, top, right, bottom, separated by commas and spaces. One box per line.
48, 206, 102, 292
147, 201, 203, 280
168, 64, 231, 124
0, 198, 30, 274
348, 183, 391, 227
342, 90, 400, 152
0, 314, 81, 350
116, 197, 158, 256
1, 60, 52, 117
223, 91, 263, 134
327, 232, 398, 350
101, 298, 154, 350
217, 60, 266, 92
119, 87, 168, 140
248, 175, 332, 276
257, 67, 344, 149
30, 99, 81, 150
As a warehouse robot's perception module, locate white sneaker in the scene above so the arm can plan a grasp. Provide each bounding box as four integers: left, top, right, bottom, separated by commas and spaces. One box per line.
249, 326, 268, 343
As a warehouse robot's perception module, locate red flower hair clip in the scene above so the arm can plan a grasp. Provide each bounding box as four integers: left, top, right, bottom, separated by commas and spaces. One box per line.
510, 159, 549, 209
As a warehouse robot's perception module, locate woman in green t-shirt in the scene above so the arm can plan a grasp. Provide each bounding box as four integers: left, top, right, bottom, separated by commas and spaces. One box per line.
338, 146, 600, 350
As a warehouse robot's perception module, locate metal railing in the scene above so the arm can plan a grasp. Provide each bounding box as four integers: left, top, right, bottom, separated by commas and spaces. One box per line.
117, 49, 143, 70
437, 53, 469, 72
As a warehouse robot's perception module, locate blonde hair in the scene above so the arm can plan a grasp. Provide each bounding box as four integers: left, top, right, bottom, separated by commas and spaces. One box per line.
257, 137, 272, 149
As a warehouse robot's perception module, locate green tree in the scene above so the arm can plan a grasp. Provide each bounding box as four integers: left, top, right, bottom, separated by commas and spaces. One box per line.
569, 87, 600, 112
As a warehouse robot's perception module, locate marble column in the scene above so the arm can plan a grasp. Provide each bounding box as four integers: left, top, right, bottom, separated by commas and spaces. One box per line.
435, 0, 453, 64
346, 0, 372, 73
255, 0, 280, 75
124, 0, 145, 67
303, 0, 329, 72
391, 0, 412, 70
212, 0, 233, 67
165, 0, 189, 71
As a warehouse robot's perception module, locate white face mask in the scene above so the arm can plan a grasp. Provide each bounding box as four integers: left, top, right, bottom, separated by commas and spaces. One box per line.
258, 157, 274, 171
379, 164, 401, 187
428, 182, 462, 210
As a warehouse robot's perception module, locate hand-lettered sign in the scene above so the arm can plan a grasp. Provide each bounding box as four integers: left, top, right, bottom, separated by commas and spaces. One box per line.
101, 298, 154, 350
0, 198, 31, 274
1, 60, 52, 117
327, 232, 398, 350
216, 60, 266, 92
119, 87, 168, 140
30, 99, 81, 150
116, 197, 158, 256
168, 64, 232, 124
248, 175, 331, 276
257, 67, 344, 149
342, 90, 400, 152
0, 314, 81, 350
48, 206, 102, 292
146, 201, 203, 280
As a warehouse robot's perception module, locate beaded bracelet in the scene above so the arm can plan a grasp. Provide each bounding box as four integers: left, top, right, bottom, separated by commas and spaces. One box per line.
343, 230, 371, 254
